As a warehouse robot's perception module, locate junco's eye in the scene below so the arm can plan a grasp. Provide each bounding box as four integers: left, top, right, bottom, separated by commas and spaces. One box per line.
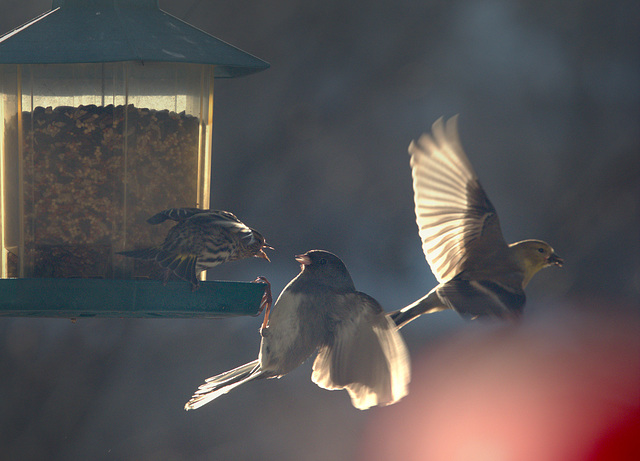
537, 248, 545, 254
318, 258, 327, 265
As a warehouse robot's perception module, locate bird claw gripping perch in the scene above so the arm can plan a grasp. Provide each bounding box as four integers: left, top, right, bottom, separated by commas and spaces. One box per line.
252, 276, 272, 330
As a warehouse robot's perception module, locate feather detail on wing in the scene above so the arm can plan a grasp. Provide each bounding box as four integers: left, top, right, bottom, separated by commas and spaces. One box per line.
311, 293, 410, 409
410, 115, 510, 282
436, 277, 525, 319
155, 250, 198, 285
147, 208, 205, 224
147, 208, 243, 226
185, 212, 255, 242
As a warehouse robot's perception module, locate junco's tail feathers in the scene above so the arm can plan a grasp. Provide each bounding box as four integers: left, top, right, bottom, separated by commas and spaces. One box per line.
184, 360, 262, 410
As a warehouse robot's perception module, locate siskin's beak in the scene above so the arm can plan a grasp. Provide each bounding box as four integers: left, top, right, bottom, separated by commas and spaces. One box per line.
256, 249, 271, 262
255, 242, 274, 262
547, 253, 564, 267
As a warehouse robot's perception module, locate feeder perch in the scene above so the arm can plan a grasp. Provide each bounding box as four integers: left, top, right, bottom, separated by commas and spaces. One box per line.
0, 0, 270, 318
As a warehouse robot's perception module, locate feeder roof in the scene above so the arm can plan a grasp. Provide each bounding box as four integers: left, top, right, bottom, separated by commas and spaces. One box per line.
0, 0, 269, 78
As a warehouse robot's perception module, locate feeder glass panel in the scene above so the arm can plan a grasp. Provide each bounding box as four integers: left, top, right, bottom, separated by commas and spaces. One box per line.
0, 62, 214, 279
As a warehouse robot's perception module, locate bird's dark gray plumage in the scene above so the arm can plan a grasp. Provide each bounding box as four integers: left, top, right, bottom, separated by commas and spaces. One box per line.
185, 250, 410, 410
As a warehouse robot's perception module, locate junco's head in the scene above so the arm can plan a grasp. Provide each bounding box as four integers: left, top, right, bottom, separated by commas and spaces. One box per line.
295, 250, 355, 290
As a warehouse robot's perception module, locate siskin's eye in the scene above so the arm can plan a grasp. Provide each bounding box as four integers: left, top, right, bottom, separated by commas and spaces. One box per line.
537, 248, 545, 254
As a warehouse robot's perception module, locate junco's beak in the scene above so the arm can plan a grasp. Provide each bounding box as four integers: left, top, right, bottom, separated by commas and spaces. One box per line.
547, 253, 563, 267
295, 253, 312, 268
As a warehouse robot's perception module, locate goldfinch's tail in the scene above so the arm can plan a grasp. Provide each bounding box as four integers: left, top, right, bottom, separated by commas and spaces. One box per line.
388, 288, 447, 328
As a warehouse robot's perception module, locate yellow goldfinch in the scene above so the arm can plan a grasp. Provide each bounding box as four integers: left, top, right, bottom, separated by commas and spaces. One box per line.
390, 116, 563, 327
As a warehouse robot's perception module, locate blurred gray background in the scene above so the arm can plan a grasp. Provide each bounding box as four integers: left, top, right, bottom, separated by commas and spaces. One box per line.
1, 1, 638, 460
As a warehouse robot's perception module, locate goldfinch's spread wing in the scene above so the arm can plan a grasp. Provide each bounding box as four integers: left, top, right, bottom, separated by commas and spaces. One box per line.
410, 116, 511, 282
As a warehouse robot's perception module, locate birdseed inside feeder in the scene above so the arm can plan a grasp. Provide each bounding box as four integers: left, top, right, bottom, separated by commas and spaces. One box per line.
0, 0, 269, 318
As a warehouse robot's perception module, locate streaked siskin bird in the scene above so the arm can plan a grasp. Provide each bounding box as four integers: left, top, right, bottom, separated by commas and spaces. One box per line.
390, 116, 563, 327
185, 250, 410, 411
118, 208, 272, 288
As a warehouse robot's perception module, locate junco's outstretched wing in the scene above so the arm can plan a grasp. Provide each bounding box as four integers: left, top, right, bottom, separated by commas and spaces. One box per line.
312, 292, 410, 409
410, 116, 513, 283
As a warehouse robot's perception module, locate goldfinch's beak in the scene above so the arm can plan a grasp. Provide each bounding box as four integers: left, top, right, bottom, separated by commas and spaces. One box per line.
547, 253, 563, 267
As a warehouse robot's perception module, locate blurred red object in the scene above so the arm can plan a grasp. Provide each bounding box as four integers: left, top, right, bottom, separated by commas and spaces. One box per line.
359, 305, 640, 461
588, 408, 640, 461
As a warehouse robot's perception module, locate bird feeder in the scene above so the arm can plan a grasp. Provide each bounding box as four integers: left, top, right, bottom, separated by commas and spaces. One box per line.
0, 0, 269, 318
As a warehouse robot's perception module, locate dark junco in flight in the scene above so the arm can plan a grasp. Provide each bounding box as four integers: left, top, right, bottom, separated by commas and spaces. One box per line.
185, 250, 410, 410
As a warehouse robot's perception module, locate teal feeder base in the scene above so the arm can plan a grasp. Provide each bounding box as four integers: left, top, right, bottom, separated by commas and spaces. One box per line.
0, 279, 266, 319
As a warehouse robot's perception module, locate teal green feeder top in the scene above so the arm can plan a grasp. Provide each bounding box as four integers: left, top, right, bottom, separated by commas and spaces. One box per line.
0, 0, 269, 77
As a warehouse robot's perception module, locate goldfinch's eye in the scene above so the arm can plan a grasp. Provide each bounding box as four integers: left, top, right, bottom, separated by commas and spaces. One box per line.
537, 248, 545, 254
